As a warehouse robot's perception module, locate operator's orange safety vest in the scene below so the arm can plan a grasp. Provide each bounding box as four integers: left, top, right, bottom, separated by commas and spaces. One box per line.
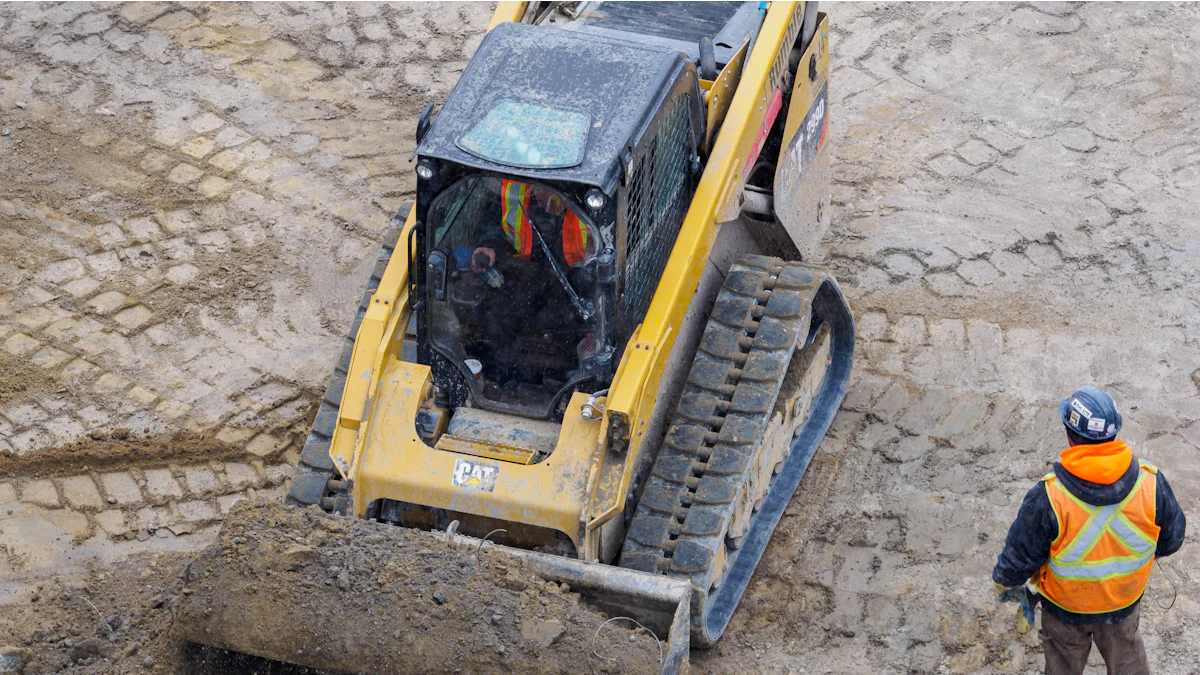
1037, 460, 1160, 614
500, 179, 589, 265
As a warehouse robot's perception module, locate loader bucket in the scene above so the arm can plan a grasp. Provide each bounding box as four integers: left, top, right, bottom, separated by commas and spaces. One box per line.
172, 501, 690, 675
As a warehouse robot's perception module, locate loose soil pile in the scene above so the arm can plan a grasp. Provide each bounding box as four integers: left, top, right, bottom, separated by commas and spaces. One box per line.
171, 501, 664, 675
0, 550, 199, 674
0, 501, 664, 674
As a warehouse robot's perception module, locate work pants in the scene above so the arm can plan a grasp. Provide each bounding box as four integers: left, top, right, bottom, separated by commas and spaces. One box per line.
1041, 603, 1150, 675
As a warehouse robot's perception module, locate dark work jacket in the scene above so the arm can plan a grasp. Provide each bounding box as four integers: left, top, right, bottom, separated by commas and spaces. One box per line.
993, 455, 1187, 625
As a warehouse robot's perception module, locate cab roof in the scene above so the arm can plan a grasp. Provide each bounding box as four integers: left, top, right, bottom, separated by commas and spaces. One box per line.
416, 21, 696, 193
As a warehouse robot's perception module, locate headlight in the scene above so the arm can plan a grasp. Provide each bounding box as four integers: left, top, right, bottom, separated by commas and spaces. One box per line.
416, 162, 435, 180
585, 189, 606, 210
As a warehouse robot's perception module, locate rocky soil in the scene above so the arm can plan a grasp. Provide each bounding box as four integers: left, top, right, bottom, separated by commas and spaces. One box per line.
173, 501, 662, 675
0, 501, 663, 675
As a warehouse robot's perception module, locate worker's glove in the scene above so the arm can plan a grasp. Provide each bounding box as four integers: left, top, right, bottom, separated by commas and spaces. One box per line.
993, 581, 1021, 603
1016, 602, 1033, 635
993, 582, 1036, 634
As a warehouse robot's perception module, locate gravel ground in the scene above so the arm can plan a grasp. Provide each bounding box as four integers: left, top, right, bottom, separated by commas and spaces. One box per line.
1, 2, 1197, 674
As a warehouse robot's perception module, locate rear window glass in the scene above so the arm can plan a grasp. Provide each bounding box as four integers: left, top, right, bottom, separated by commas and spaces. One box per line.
457, 99, 589, 169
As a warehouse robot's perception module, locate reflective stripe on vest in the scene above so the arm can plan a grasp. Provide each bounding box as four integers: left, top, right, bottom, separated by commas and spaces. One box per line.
561, 210, 588, 266
501, 179, 533, 259
501, 180, 590, 265
1039, 461, 1160, 614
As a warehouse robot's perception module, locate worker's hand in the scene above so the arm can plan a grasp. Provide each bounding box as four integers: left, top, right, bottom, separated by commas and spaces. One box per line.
993, 581, 1021, 603
472, 247, 496, 272
1017, 606, 1032, 635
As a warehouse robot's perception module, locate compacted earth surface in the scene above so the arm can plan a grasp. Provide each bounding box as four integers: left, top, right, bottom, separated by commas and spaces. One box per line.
1, 2, 1198, 674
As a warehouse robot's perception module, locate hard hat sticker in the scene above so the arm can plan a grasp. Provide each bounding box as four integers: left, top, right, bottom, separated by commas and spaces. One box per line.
1070, 398, 1093, 419
1087, 417, 1107, 432
452, 458, 500, 492
1069, 411, 1080, 427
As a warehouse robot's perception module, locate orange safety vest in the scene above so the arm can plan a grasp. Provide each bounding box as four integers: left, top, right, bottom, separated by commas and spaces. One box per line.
499, 179, 589, 265
500, 179, 534, 260
1037, 460, 1160, 615
561, 210, 588, 266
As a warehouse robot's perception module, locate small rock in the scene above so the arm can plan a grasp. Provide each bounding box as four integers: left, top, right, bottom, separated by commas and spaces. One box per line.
1, 129, 8, 136
143, 655, 155, 668
14, 101, 26, 109
278, 545, 318, 572
432, 592, 447, 605
520, 618, 565, 649
69, 637, 106, 662
491, 614, 503, 625
1, 647, 34, 674
184, 561, 205, 583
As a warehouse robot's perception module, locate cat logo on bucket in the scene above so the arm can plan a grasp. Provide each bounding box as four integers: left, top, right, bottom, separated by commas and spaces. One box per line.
452, 458, 500, 492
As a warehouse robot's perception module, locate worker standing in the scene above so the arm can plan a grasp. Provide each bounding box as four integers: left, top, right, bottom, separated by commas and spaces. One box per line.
993, 386, 1187, 675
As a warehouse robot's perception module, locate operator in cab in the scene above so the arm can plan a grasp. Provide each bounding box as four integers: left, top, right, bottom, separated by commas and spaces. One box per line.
466, 179, 595, 394
471, 179, 593, 276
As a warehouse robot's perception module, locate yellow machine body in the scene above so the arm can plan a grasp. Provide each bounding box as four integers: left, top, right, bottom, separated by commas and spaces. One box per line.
327, 1, 832, 562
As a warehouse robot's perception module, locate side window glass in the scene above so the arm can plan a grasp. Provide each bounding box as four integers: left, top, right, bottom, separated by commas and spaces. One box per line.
433, 177, 497, 251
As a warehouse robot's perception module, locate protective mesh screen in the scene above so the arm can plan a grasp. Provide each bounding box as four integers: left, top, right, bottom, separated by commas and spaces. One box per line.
623, 93, 693, 325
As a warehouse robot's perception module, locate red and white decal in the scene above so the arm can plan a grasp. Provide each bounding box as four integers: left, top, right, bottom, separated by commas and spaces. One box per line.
743, 87, 784, 179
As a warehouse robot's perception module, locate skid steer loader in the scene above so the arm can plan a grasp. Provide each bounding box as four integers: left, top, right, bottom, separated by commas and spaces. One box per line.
175, 2, 851, 673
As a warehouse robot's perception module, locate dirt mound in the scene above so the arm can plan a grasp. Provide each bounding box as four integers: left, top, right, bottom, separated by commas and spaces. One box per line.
0, 551, 201, 674
0, 552, 332, 675
171, 501, 663, 675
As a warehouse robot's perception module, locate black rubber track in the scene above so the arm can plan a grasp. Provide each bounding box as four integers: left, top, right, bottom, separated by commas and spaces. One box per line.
285, 202, 411, 512
618, 255, 854, 646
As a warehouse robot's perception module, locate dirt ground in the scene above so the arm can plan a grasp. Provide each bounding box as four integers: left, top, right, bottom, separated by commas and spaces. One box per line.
2, 2, 1198, 674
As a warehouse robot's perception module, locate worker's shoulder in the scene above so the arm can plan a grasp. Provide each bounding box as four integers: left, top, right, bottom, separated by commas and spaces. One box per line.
1137, 458, 1158, 475
1040, 463, 1061, 483
1022, 478, 1054, 507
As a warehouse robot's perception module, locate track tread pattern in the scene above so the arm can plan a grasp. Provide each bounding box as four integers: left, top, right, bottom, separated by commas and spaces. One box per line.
619, 255, 832, 642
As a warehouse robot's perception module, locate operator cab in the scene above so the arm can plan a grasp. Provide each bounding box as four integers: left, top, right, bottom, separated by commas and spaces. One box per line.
425, 176, 608, 417
414, 21, 704, 421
